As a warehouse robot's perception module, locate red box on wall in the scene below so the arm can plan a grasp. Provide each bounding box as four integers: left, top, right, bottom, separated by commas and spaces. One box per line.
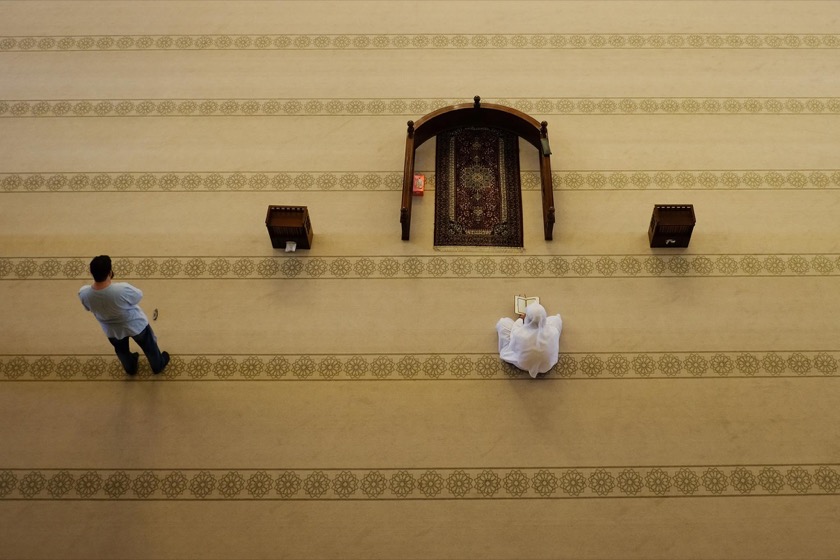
412, 173, 425, 196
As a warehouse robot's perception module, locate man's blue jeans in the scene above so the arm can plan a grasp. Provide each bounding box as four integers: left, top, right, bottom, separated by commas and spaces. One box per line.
108, 324, 166, 374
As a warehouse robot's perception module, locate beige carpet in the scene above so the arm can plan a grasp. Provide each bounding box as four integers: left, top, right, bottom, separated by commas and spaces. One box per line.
1, 1, 839, 558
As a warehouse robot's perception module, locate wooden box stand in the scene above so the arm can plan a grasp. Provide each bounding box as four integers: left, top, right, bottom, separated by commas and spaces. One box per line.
648, 204, 695, 248
266, 205, 313, 249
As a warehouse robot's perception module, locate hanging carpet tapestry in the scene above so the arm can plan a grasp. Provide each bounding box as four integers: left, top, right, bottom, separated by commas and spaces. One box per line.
434, 127, 524, 248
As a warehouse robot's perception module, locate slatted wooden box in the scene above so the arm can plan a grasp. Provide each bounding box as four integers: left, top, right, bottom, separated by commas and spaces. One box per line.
648, 205, 695, 248
266, 205, 313, 249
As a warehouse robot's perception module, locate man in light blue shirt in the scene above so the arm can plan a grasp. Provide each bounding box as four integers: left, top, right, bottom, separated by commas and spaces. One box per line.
79, 255, 170, 375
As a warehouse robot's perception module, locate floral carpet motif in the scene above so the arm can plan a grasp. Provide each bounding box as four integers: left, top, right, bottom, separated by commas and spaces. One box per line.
2, 34, 839, 52
1, 465, 837, 500
2, 169, 838, 192
434, 127, 523, 248
1, 254, 837, 280
3, 97, 839, 117
2, 351, 836, 381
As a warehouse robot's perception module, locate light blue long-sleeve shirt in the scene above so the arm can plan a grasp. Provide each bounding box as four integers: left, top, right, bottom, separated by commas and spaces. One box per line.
79, 282, 149, 339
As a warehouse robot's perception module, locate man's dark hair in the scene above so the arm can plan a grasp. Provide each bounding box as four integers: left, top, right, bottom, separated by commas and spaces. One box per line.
90, 255, 112, 282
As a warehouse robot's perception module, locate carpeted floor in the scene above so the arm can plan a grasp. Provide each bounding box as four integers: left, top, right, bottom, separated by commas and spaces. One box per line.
1, 1, 839, 559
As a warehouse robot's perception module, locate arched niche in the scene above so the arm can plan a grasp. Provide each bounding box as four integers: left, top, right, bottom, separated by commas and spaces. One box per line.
401, 96, 555, 241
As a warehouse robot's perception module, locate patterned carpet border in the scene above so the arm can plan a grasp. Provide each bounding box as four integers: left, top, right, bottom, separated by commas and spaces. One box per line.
3, 170, 839, 192
1, 351, 837, 381
0, 465, 837, 500
2, 98, 839, 117
1, 255, 838, 281
1, 34, 838, 51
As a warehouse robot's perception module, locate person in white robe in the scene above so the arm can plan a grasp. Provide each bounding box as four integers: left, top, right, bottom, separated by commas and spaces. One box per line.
496, 303, 562, 378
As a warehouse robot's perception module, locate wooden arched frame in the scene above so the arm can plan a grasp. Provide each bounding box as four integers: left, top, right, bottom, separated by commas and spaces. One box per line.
401, 96, 555, 241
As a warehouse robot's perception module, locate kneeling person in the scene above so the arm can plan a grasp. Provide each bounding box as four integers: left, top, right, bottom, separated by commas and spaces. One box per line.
496, 303, 562, 378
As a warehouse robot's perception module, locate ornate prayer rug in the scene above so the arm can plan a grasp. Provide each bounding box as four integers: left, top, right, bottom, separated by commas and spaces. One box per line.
434, 127, 523, 248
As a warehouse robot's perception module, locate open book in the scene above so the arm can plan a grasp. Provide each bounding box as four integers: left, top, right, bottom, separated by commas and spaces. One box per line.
514, 295, 540, 315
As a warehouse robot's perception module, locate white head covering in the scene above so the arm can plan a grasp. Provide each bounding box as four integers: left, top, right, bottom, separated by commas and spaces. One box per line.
498, 303, 562, 377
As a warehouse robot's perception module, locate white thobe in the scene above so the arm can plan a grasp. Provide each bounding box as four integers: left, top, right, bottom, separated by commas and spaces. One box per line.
496, 303, 562, 378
